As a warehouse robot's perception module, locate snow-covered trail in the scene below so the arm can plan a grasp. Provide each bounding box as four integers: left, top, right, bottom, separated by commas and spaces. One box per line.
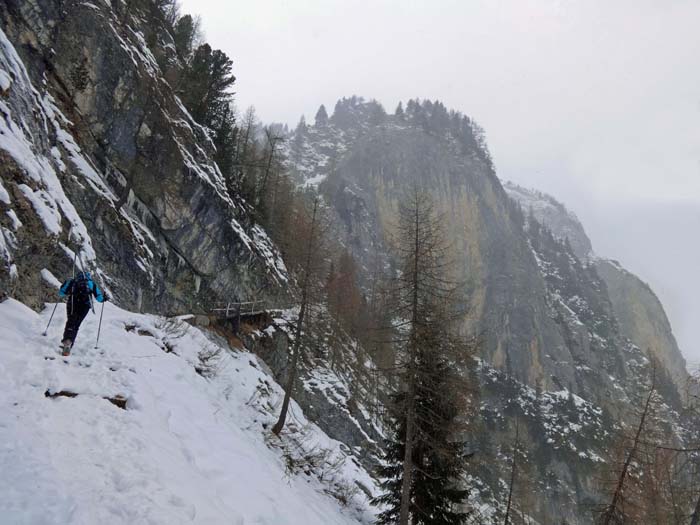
0, 299, 374, 525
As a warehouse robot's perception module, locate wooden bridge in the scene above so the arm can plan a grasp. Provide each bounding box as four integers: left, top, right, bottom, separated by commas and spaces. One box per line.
209, 301, 291, 335
211, 301, 271, 319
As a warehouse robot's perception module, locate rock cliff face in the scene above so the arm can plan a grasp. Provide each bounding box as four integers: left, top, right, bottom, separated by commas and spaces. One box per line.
595, 260, 687, 392
503, 181, 593, 260
284, 98, 690, 521
0, 0, 287, 314
505, 183, 688, 394
286, 100, 669, 402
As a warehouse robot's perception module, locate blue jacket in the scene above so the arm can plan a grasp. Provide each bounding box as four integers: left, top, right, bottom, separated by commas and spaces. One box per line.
59, 272, 105, 303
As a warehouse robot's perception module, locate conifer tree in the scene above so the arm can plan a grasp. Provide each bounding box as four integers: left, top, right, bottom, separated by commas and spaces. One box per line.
374, 390, 409, 525
369, 100, 387, 126
406, 99, 418, 118
179, 44, 236, 129
374, 308, 473, 525
235, 106, 260, 205
213, 102, 237, 192
257, 127, 284, 216
411, 317, 472, 525
172, 14, 201, 59
295, 115, 308, 136
372, 188, 473, 525
315, 104, 329, 127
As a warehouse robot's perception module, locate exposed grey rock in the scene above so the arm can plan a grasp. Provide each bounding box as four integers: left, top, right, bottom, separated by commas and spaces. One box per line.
0, 0, 288, 315
501, 182, 688, 395
596, 258, 688, 394
286, 102, 636, 402
503, 181, 594, 260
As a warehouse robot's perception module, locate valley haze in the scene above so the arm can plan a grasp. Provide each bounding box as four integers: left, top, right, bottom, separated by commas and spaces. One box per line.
183, 0, 700, 364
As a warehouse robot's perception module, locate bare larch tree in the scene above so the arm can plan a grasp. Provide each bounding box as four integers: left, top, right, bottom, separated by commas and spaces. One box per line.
272, 195, 327, 436
598, 367, 658, 525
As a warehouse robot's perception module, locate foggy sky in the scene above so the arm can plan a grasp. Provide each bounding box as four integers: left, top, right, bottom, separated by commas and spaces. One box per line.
181, 0, 700, 364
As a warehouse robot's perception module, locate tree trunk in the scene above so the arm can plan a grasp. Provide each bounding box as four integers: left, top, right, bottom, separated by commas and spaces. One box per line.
258, 131, 279, 205
398, 197, 422, 525
504, 422, 519, 525
398, 359, 416, 525
601, 369, 656, 525
271, 199, 318, 436
271, 297, 306, 436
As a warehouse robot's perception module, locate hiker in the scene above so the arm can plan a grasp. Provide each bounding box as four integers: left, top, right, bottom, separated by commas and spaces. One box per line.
58, 271, 106, 355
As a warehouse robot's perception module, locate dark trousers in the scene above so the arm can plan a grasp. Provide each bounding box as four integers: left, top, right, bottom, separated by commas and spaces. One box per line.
62, 301, 91, 343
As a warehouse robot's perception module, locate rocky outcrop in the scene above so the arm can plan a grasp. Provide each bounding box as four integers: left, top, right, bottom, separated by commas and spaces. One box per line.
0, 0, 287, 314
504, 183, 688, 395
503, 181, 594, 260
596, 259, 688, 393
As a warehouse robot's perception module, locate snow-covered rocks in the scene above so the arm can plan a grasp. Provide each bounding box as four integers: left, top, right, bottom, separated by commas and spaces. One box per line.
503, 181, 594, 261
0, 68, 10, 94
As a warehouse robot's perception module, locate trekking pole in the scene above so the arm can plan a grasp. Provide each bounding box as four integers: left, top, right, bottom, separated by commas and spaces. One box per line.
43, 232, 65, 336
91, 259, 108, 349
42, 302, 59, 336
95, 300, 105, 349
70, 244, 78, 315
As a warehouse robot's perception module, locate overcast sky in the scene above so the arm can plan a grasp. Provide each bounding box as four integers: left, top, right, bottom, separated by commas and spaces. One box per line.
181, 0, 700, 364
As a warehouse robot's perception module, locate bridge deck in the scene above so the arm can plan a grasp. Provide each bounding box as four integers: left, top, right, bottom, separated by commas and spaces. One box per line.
210, 302, 289, 320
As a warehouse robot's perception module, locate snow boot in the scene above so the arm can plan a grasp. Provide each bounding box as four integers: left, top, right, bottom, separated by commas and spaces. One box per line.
61, 339, 73, 356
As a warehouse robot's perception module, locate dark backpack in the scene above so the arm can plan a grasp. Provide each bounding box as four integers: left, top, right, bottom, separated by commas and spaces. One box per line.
72, 273, 92, 302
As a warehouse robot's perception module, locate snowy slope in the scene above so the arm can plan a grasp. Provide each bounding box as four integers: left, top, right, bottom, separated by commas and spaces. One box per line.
0, 297, 376, 525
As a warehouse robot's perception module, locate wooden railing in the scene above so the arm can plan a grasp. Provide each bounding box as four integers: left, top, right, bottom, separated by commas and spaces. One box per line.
211, 301, 267, 318
210, 301, 293, 319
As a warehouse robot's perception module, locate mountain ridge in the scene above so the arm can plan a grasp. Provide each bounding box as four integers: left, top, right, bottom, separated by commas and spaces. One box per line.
0, 1, 696, 519
503, 181, 688, 389
282, 96, 691, 520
